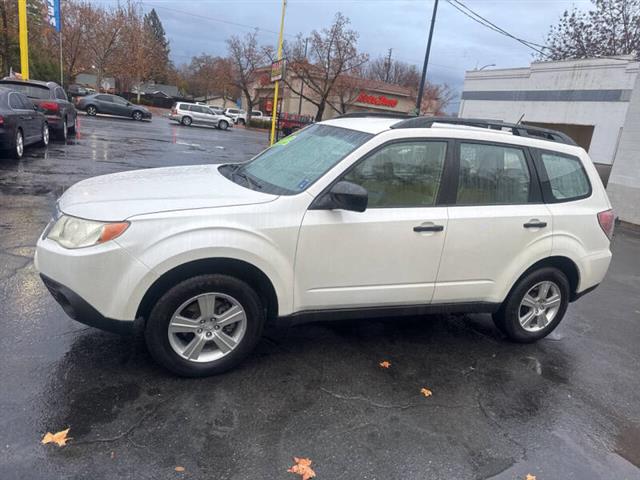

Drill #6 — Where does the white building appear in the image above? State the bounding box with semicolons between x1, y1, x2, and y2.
459;56;640;225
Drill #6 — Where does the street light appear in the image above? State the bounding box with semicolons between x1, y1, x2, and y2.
478;63;496;70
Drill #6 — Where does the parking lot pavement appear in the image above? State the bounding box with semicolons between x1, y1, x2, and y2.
1;114;639;479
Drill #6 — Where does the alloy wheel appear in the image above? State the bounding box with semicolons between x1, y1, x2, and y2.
168;292;247;363
16;130;24;158
42;124;49;145
133;111;142;121
62;120;68;141
518;281;562;332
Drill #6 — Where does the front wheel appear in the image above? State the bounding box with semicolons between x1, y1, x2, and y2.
492;267;570;343
86;105;97;116
12;129;24;159
181;116;192;126
38;122;49;147
145;274;265;377
218;120;229;130
132;111;143;121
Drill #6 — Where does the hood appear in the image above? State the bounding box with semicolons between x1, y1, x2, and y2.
58;165;277;221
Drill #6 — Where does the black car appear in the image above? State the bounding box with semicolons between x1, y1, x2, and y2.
0;87;49;159
76;94;152;121
0;78;77;141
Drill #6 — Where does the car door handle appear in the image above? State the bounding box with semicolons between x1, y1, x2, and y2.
413;225;444;232
523;221;547;228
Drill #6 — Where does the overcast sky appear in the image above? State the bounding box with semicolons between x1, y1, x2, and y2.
94;0;593;109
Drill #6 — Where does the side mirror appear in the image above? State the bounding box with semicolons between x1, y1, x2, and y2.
33;104;38;111
313;181;368;212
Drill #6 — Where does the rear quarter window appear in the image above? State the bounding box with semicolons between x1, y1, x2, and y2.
537;150;591;202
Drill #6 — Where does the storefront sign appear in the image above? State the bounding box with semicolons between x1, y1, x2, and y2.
356;92;398;108
271;59;286;82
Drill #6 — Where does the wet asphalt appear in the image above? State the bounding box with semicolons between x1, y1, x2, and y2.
1;114;639;480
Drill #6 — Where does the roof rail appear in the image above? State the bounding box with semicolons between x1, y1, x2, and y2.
390;116;578;146
337;112;416;120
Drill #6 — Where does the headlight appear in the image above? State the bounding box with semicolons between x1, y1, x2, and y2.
47;215;129;249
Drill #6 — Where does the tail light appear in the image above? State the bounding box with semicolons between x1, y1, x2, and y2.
171;108;177;115
39;101;60;113
597;209;615;240
0;115;3;125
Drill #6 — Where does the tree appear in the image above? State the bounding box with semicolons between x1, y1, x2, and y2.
83;4;126;91
143;8;171;83
544;0;640;60
283;13;369;121
364;55;420;87
227;31;272;121
417;82;454;115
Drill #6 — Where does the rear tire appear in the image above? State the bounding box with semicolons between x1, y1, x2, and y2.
218;120;229;130
38;122;49;147
11;129;24;159
57;118;68;141
492;267;570;343
145;274;265;377
132;110;143;121
68;116;76;135
181;116;192;126
86;105;97;116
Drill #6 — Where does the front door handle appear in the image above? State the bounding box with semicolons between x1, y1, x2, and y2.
523;221;547;228
413;225;444;232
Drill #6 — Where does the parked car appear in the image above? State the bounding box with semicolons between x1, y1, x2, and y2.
169;102;232;130
67;84;94;97
0;78;76;141
76;94;152;121
35;115;614;377
223;107;247;125
0;87;49;159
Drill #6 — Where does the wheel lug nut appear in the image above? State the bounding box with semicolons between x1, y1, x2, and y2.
214;325;220;330
197;328;203;333
206;332;212;337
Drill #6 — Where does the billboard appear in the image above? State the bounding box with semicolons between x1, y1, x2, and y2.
270;59;285;82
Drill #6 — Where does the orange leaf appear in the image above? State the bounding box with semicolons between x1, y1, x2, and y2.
41;428;71;447
420;387;433;398
175;466;185;472
287;456;316;480
525;475;537;480
379;360;391;369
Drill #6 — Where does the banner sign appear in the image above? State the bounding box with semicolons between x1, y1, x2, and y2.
270;59;285;82
46;0;61;32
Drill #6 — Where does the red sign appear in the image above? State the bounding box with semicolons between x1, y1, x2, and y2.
356;92;398;108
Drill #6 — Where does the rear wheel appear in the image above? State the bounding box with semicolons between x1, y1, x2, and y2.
181;116;192;126
58;118;68;141
493;267;569;342
11;129;24;159
68;116;76;135
145;274;265;377
132;110;143;121
238;118;245;126
218;120;229;130
38;122;49;147
86;105;97;116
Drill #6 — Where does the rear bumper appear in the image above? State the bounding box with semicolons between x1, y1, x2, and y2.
40;274;143;335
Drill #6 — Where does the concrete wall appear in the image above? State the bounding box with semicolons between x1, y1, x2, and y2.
607;71;640;224
459;58;639;165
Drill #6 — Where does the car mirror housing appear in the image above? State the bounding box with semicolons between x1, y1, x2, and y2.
312;181;368;212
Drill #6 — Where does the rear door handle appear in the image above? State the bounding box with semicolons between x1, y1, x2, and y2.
413;225;444;232
523;221;547;228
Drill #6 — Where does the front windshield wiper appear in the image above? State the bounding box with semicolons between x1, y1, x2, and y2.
229;164;262;190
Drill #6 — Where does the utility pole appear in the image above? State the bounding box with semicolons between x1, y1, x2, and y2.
416;0;439;114
297;37;308;115
384;48;392;83
269;0;287;145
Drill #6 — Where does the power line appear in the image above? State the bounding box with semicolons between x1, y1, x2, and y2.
445;0;548;57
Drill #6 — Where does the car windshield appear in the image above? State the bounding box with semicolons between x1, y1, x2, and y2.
0;81;50;99
222;124;373;194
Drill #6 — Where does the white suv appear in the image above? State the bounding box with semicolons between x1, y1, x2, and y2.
169;102;232;130
35;115;614;376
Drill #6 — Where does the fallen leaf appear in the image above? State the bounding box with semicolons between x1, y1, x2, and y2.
420;387;433;398
379;360;391;369
287;456;316;480
175;466;185;472
41;428;71;447
525;475;536;480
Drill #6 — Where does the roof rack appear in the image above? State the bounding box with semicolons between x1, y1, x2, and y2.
337;112;416;120
390;116;578;146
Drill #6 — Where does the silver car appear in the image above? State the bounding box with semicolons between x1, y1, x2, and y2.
169;102;232;130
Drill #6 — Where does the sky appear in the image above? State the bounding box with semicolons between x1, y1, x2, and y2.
91;0;594;110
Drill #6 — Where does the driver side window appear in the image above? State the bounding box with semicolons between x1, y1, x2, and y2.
343;141;447;208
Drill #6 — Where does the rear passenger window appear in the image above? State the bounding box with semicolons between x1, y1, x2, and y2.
344;141;447;208
540;152;590;201
457;143;530;205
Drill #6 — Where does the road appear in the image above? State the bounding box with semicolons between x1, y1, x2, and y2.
1;114;639;480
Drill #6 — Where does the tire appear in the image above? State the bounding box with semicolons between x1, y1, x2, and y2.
11;129;24;159
181;116;192;126
145;274;265;377
218;120;229;131
86;105;97;116
238;118;245;126
132;110;143;121
68;116;76;135
58;118;68;141
38;122;49;147
492;267;570;343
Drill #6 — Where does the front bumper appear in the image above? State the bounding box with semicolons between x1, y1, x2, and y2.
40;274;143;334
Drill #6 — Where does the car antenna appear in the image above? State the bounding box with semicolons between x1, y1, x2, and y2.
515;113;525;125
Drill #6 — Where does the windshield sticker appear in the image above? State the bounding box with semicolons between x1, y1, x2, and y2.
275;135;296;146
297;178;311;190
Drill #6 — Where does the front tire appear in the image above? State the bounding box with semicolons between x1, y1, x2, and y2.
132;111;143;121
38;122;49;147
86;105;97;116
218;120;229;130
12;129;24;159
492;267;570;343
181;116;192;126
145;274;265;377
